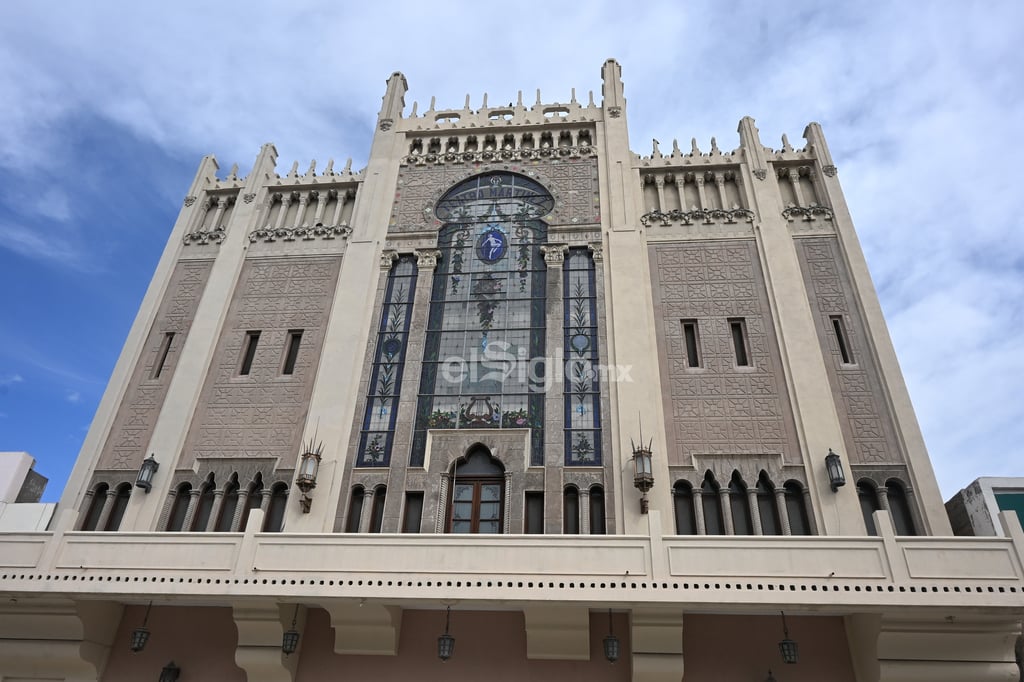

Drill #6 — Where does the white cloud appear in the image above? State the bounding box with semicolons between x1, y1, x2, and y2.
65;390;82;404
0;373;23;386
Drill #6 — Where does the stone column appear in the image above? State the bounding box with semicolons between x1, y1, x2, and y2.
540;243;568;533
718;488;734;535
775;488;792;535
747;487;762;535
692;489;706;535
231;489;251;532
93;489;118;531
180;489;202;532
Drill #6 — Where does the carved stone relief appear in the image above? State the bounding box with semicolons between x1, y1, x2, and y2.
650;241;800;466
98;260;215;470
795;237;904;466
389;157;600;233
180;256;342;469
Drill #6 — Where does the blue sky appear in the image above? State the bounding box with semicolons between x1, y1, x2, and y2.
1;2;1022;503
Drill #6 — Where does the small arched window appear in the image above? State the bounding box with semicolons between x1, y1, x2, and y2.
263;483;288;532
166;482;192;532
729;471;753;535
673;481;697;535
80;482;109;531
104;483;132;531
346;486;365;532
701;471;724;535
589;485;606;535
563;486;580;534
857;479;881;536
191;475;217;532
369;486;387;533
886;479;917;536
214;474;240;532
238;473;264;533
756;472;781;536
784;481;811;535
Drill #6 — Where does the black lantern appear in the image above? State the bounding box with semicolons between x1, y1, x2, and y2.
765;669;777;682
825;448;846;492
778;611;798;664
159;661;180;682
130;601;152;652
603;609;620;663
135;454;159;492
282;604;301;656
437;606;455;661
631;438;654;514
296;439;323;513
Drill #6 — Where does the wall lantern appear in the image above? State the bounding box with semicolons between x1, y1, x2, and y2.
631;436;654;514
159;661;180;682
778;611;798;664
437;606;455;661
282;604;301;656
603;609;620;663
295;439;324;513
825;448;846;492
135;454;159;492
130;601;153;652
764;670;777;682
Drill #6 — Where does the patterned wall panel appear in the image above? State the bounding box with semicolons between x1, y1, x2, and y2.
98;259;214;470
181;256;341;469
795;237;904;466
650;241;800;466
390;157;599;233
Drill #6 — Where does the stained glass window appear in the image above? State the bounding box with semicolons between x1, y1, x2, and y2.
412;173;552;466
564;248;602;465
357;255;418;466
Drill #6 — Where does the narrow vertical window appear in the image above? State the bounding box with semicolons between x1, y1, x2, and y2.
784;481;811;535
345;487;365;532
240;331;261;375
564;248;602;465
166;483;191;532
729;318;750;366
104;483;132;531
682;320;701;368
369;486;386;533
525;491;544;534
282;330;303;375
80;483;109;531
153;332;175;379
830;316;854;364
729;472;753;535
401;492;423;533
589;485;606;535
563;486;580;534
701;472;724;535
263;483;288;532
886;479;917;536
857;480;881;536
673;481;697;535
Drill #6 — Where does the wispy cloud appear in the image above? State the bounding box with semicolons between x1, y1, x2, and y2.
65;390;81;404
0;221;99;273
0;373;24;386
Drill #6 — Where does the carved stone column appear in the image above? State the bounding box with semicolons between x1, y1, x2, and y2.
718;488;734;535
540;243;568;533
775;488;792;535
180;489;202;532
747;487;763;535
93;489;119;532
231;489;251;532
203;488;226;533
692;489;706;535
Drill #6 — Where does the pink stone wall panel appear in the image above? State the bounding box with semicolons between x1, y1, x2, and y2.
102;604;245;681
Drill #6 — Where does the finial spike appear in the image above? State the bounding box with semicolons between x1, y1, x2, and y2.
482;92;488;108
570;87;577;104
411;101;419;116
517;90;523;107
464;94;471;109
535;88;542;105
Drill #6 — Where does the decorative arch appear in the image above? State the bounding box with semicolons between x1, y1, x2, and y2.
701;471;724;535
728;471;753;535
446;444;506;534
857;478;881;536
673;480;697;535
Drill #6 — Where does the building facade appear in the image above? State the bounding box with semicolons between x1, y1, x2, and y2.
1;60;1022;681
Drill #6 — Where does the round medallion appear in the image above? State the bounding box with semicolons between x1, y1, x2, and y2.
476;227;507;264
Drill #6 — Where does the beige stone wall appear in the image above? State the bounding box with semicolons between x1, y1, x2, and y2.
97;259;214;471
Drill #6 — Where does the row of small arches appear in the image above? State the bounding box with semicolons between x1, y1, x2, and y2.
672;470;814;536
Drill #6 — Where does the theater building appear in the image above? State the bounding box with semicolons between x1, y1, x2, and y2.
1;60;1021;681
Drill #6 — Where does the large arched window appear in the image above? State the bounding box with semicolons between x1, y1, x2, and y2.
886;479;917;536
857;479;881;536
413;173;553;467
756;471;781;536
701;471;724;535
728;471;753;535
447;446;505;534
673;481;697;535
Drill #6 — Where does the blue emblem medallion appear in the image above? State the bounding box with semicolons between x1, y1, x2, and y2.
476;226;507;263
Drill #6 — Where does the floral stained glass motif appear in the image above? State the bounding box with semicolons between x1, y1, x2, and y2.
564;249;602;465
358;256;418;466
413;172;553;467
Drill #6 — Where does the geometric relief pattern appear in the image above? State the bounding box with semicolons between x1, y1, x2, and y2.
796;237;902;465
99;259;214;470
182;256;342;468
652;241;799;466
390;157;599;233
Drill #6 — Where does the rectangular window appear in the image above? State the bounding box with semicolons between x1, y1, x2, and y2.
525;491;544;534
729;318;750;367
153;332;175;379
239;331;261;375
830;316;854;364
282;329;303;375
682;320;701;368
401;492;424;533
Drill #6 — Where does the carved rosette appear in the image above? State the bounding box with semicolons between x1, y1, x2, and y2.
639;207;756;227
183;228;226;246
247;224;353;243
403;145;594;167
781;204;834;222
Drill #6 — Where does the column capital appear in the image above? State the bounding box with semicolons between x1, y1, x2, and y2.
380;249;399;270
540;243;569;266
415;249;442;269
